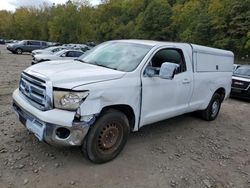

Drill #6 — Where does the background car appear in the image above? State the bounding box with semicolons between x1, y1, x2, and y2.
6;40;48;54
32;49;84;64
0;39;5;44
231;65;250;100
32;46;67;56
73;45;91;52
47;42;62;47
233;64;241;72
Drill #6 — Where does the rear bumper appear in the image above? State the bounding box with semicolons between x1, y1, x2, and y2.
12;89;90;146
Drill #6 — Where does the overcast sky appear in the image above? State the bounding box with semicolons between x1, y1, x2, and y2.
0;0;101;11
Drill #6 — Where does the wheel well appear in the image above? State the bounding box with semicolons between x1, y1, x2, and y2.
214;88;226;101
101;105;135;131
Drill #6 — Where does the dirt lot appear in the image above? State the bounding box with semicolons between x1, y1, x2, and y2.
0;45;249;188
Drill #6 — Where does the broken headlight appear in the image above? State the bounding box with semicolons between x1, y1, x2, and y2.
53;90;89;110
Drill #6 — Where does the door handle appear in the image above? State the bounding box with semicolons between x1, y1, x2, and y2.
182;78;190;84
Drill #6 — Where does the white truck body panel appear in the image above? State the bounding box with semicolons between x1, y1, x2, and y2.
12;40;234;146
193;44;234;72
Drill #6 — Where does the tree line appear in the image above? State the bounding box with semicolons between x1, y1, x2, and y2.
0;0;249;59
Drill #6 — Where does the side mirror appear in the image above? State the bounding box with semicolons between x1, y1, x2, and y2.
159;62;179;79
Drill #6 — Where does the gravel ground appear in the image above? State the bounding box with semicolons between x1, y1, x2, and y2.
0;45;250;188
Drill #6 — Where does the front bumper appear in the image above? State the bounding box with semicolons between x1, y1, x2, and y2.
6;46;14;52
12;89;90;146
230;88;250;100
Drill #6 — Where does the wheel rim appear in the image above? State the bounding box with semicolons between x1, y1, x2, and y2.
211;100;219;117
97;122;123;154
17;49;21;54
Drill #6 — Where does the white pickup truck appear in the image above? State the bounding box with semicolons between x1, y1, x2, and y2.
13;40;234;163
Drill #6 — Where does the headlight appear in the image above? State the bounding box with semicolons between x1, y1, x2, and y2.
53;90;89;110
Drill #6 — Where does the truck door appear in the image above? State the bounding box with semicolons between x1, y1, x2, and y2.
140;47;193;127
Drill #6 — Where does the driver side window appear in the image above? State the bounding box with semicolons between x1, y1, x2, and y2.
151;49;186;74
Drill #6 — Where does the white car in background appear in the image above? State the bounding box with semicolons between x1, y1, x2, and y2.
63;44;91;52
32;46;67;56
32;49;84;64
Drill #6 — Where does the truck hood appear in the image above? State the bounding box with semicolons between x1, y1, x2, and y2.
25;60;126;89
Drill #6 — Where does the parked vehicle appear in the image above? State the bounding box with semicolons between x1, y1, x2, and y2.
7;40;48;54
86;42;97;48
231;65;250;99
0;39;5;44
233;64;241;72
32;46;67;56
47;42;62;47
73;46;90;53
12;40;233;163
32;49;84;64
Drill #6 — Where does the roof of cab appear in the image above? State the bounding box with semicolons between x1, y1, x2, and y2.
113;39;234;57
113;39;178;46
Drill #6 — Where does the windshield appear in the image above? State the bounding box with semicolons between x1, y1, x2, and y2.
234;67;250;76
79;41;152;72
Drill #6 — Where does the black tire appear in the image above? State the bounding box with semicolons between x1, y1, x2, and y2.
81;137;88;158
84;109;130;163
16;48;22;54
201;93;222;121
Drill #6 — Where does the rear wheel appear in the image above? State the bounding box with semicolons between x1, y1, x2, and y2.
84;109;129;163
16;48;22;54
201;93;222;121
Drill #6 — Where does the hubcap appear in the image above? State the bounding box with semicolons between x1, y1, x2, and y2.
97;123;122;154
211;100;219;117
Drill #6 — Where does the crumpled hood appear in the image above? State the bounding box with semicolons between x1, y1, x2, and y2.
25;60;125;89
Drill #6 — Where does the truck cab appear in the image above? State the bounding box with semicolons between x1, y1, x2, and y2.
13;40;234;163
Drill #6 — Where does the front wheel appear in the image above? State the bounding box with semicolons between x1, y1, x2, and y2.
201;93;222;121
84;109;130;163
16;48;22;54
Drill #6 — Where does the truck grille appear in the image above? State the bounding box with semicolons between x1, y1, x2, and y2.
19;72;50;110
232;79;250;90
